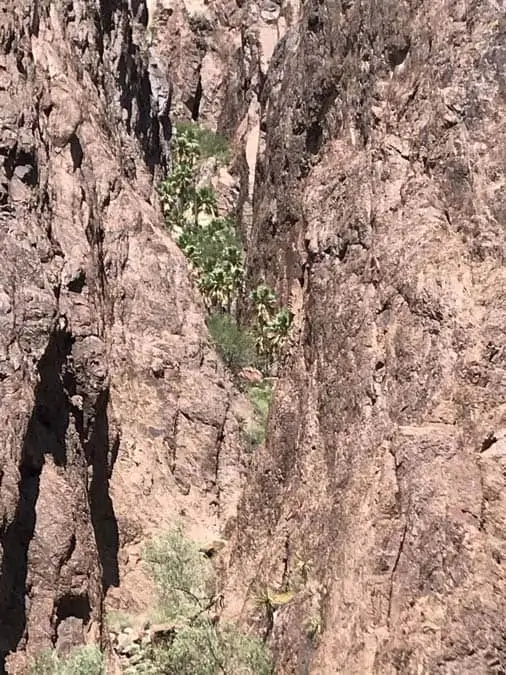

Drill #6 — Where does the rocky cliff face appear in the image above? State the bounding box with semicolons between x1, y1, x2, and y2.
223;0;506;672
2;0;505;673
0;1;254;671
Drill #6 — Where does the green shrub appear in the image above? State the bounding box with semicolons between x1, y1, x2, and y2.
141;529;273;675
30;646;104;675
143;527;214;622
174;121;230;163
107;609;134;632
158;127;199;232
220;625;273;675
244;421;266;450
148;620;271;675
243;381;273;449
248;382;272;420
150;619;220;675
207;313;256;372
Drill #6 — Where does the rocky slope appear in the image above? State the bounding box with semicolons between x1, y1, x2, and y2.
2;0;506;673
0;0;260;671
223;0;506;673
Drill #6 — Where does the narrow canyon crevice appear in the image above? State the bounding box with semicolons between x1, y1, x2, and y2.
1;0;505;673
86;389;120;593
0;467;38;670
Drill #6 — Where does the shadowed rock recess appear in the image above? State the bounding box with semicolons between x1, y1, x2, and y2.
0;0;505;673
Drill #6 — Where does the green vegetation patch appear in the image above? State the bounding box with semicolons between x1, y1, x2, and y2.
106;609;134;632
30;646;104;675
243;381;273;449
207;312;256;372
159;124;293;382
143;527;214;622
174;121;230;163
139;528;273;674
248;381;272;421
159;128;243;313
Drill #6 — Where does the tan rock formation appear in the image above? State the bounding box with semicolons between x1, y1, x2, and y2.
223;0;506;672
0;0;252;669
5;0;504;672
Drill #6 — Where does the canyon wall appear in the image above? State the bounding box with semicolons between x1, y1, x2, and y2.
0;0;258;670
1;0;505;673
224;0;506;672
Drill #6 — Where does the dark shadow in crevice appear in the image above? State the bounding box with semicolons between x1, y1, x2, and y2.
117;36;163;173
56;593;91;623
305;122;323;154
130;0;148;26
30;329;74;468
0;467;38;673
5;146;38;186
190;74;202;121
70;134;83;171
0;329;73;671
86;389;120;591
99;0;120;35
136;58;161;171
67;270;86;294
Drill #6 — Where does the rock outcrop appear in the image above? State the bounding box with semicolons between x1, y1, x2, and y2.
0;0;251;670
223;0;506;672
3;0;505;672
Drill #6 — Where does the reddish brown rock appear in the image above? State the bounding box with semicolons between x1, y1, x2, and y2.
223;0;506;672
0;0;253;669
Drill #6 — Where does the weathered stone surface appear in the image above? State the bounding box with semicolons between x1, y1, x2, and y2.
5;0;504;672
223;0;506;673
0;0;252;669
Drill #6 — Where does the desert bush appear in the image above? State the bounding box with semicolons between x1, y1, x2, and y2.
244;421;266;450
207;312;256;372
174;121;230;163
143;527;215;622
149;619;220;675
30;646;104;675
248;381;272;420
219;625;273;675
141;529;272;675
107;609;134;632
243;381;273;449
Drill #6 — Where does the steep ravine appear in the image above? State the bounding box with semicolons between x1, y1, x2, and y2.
223;0;506;673
1;0;505;674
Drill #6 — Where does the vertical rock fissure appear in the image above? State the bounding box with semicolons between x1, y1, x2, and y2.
213;403;230;519
86;389;120;592
0;467;39;671
0;327;74;668
191;73;202;121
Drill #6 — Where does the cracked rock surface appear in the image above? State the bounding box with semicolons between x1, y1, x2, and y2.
0;0;251;670
2;0;505;672
223;0;506;672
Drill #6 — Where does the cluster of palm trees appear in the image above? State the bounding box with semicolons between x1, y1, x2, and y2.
250;284;293;364
159;124;292;369
159;128;243;312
